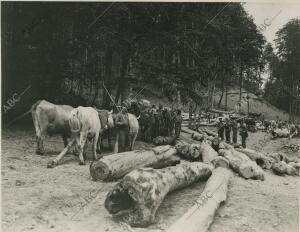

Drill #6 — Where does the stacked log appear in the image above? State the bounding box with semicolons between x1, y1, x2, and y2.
272;161;297;176
175;140;218;163
235;148;273;169
218;149;265;181
200;142;219;164
199;128;218;138
105;162;213;227
153;135;177;146
90;145;178;181
175;140;201;160
167;167;231;232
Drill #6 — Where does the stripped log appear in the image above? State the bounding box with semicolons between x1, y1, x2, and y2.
218;149;265;180
105;162;213;227
167;167;231;232
200;142;219;164
235;148;273;169
90;145;177;181
191;132;204;141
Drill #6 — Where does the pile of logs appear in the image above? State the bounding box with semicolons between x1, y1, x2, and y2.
91;124;298;229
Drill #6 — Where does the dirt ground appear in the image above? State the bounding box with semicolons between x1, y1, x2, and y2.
2;124;299;232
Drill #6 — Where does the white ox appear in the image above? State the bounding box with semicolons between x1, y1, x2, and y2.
47;106;102;167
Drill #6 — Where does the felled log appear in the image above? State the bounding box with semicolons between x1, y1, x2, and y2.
167;167;231;232
175;140;201;160
273;128;290;138
90;145;177;181
211;156;230;169
200;142;219;164
200;128;218;137
272;161;297;176
191;132;204;141
105;162;213;227
153;135;177;146
289;162;300;176
218;149;265;180
235;148;273;170
146;155;180;169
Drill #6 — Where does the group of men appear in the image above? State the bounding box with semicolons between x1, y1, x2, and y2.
139;104;183;142
217;116;248;148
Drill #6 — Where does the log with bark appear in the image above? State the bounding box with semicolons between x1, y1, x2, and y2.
218;149;265;180
167;167;231;232
175;140;201;160
235;148;273;169
199;128;218;138
272;161;297;176
105;162;213;227
90;145;177;181
153;135;177;146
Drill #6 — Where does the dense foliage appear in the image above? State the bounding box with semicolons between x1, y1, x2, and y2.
2;2;268;117
264;19;300;119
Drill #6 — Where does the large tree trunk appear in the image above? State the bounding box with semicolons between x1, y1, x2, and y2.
104;162;213;227
218;149;265;181
90;145;177;181
167;167;231;232
102;47;113;109
235;148;273;169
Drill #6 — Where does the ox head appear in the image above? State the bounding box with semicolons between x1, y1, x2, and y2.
69;108;81;133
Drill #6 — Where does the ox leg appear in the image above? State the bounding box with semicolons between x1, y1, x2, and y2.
62;135;68;148
93;133;101;161
108;130;112;151
130;132;138;151
78;133;87;165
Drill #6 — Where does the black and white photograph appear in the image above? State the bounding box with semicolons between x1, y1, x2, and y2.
1;1;300;231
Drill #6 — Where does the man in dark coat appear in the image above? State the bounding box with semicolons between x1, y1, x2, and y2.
174;109;183;139
231;118;238;144
217;118;225;140
115;107;130;152
224;118;232;143
240;123;248;148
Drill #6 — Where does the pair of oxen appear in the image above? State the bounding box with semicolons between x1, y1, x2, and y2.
31;100;139;168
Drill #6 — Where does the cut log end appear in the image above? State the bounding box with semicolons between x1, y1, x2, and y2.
90;161;110;181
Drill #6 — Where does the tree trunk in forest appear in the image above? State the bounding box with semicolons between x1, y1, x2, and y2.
167;167;231;232
239;64;243;102
105;162;213;227
90;145;177;181
218;82;225;108
115;45;131;104
218;149;264;180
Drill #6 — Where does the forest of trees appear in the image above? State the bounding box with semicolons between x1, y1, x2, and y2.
1;2;299;120
264;19;300;121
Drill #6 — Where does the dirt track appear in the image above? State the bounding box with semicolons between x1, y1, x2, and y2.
2;125;299;232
